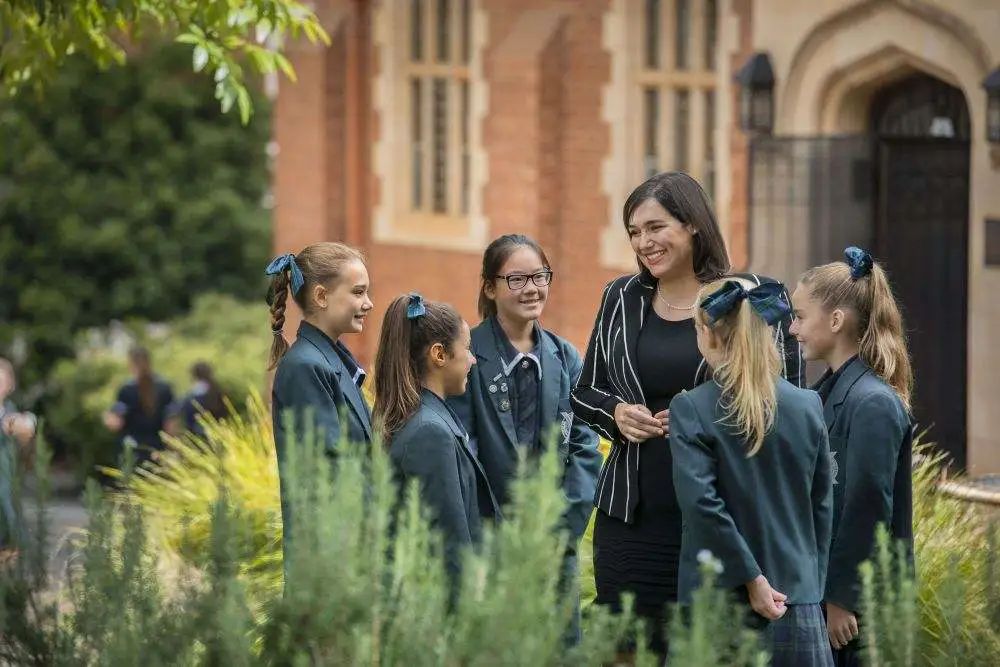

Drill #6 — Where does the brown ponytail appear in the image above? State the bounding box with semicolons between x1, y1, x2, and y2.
372;294;463;438
267;270;291;370
128;346;157;416
265;242;367;370
800;257;913;410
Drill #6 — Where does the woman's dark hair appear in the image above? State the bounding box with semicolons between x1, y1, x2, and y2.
622;171;730;283
373;294;464;438
477;234;551;319
127;346;157;417
190;361;228;419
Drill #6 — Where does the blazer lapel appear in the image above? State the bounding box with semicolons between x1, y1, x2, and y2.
823;356;869;430
299;324;372;440
471;322;519;448
423;390;502;518
537;327;562;430
619;275;652;404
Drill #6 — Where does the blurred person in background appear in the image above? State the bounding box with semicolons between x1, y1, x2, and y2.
102;346;174;468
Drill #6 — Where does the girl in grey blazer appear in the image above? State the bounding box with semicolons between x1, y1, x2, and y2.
373;294;500;580
671;277;834;667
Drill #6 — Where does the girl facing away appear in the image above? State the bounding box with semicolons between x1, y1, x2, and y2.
670;277;834;667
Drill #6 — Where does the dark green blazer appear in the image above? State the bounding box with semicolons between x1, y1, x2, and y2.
390;389;501;576
815;356;913;613
670;378;833;605
447;318;601;542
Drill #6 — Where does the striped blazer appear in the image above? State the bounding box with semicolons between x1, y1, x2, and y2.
570;272;804;523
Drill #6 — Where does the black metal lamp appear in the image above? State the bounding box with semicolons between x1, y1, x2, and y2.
736;52;775;134
983;67;1000;143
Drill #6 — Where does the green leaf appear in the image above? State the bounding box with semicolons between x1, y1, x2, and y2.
192;45;208;72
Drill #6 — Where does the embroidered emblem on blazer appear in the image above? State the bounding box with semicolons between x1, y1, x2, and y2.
830;450;839;485
560;411;573;443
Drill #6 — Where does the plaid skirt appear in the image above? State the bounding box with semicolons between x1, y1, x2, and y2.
763;603;834;667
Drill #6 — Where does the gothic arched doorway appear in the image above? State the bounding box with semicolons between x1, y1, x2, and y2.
871;73;970;467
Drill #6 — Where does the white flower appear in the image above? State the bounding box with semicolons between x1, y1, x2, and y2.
696;548;724;574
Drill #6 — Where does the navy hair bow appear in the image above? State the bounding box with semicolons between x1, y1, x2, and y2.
264;253;305;295
406;293;427;320
844;246;873;281
700;280;791;326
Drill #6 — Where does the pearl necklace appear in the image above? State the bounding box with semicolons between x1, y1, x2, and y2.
656;286;697;311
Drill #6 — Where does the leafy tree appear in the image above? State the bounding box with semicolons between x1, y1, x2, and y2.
0;43;272;395
0;0;328;122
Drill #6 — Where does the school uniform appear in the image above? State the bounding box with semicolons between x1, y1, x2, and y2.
670;378;834;667
389;389;501;577
109;376;175;464
448;317;602;642
814;356;913;666
272;321;372;543
448;317;602;540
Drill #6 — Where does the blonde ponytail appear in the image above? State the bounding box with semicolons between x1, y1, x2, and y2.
695;278;782;456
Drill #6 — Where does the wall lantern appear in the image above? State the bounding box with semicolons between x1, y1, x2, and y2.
736;52;775;134
983;67;1000;143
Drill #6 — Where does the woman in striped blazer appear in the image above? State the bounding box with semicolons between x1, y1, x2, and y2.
570;172;803;655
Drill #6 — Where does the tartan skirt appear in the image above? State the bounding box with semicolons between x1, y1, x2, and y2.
763;603;835;667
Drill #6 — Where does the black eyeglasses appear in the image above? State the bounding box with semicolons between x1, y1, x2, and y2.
495;270;553;290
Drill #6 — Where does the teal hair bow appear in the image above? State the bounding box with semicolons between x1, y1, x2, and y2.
265;253;305;295
700;280;790;326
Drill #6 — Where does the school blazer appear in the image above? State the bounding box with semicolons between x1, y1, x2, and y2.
570;272;804;523
271;321;373;458
447;319;602;542
669;378;833;605
389;389;501;575
817;356;913;613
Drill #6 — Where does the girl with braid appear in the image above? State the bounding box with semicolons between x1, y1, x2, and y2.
265;243;374;545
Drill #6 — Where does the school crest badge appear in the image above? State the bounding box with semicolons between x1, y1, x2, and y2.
560;411;573;443
830;451;839;485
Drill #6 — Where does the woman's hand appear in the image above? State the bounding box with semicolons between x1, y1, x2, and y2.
102;411;124;432
746;575;787;620
613;403;665;443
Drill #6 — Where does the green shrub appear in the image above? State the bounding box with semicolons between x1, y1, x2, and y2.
45;294;270;482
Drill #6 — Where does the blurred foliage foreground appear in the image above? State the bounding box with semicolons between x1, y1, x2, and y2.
1;405;998;664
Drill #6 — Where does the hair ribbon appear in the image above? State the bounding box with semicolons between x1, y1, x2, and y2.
264;253;305;295
700;280;791;327
406;293;427;320
844;246;874;281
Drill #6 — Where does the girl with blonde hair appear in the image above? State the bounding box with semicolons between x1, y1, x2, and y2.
671;277;834;667
790;247;914;666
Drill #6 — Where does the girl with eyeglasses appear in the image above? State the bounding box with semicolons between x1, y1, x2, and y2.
448;234;602;641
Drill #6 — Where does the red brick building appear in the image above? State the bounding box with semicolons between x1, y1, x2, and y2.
273;0;1000;474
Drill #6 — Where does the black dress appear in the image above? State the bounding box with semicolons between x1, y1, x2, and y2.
593;312;703;653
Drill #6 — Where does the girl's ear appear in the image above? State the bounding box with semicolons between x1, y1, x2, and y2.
428;342;447;367
829;308;846;334
312;283;329;310
483;279;497;302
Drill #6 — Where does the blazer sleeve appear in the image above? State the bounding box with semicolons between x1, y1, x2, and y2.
446;366;480;458
561;344;603;543
809;397;834;593
669;392;762;589
396;422;474;574
825;392;907;612
570;281;624;441
273;360;343;458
